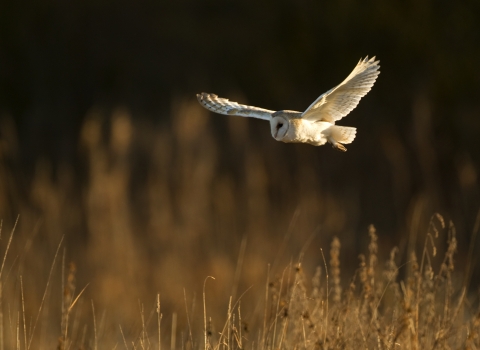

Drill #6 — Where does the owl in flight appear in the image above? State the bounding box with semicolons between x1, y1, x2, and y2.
197;56;380;151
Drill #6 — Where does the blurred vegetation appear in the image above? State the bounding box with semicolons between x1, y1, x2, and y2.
0;216;479;348
0;0;479;347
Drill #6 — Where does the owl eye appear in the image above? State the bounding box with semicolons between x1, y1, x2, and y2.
276;122;283;130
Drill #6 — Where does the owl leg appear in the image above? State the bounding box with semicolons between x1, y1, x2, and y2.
326;125;356;152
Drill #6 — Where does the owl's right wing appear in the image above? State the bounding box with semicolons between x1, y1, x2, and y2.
197;93;274;121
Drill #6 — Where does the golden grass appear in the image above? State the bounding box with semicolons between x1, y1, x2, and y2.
0;216;478;349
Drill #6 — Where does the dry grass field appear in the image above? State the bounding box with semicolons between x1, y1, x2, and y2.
0;100;478;349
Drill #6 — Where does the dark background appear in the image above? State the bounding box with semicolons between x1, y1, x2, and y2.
3;1;479;165
0;0;479;338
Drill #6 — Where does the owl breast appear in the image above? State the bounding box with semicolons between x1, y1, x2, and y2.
284;119;331;146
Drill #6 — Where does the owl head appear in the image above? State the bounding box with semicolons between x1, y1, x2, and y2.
270;112;289;141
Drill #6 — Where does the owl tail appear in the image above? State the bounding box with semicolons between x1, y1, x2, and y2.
327;126;357;152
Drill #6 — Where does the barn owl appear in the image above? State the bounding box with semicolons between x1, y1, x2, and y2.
197;56;380;151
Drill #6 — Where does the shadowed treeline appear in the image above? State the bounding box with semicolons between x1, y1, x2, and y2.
0;0;478;230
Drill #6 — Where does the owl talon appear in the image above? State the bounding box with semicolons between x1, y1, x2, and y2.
333;143;347;152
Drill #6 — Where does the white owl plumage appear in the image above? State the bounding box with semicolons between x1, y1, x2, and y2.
197;56;380;151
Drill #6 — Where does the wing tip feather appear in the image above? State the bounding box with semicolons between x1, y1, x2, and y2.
359;55;380;69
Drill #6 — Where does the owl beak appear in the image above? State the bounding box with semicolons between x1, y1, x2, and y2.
274;123;283;139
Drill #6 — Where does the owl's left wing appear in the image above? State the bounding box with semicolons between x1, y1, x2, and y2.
301;56;380;123
197;93;274;121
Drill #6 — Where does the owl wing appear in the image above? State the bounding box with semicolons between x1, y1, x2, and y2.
301;56;380;123
197;93;274;121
